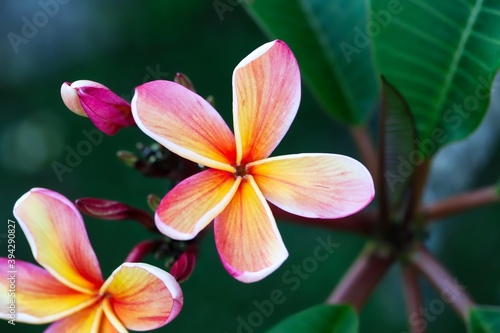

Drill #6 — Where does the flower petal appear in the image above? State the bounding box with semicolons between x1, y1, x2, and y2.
99;312;122;333
13;188;103;293
100;263;183;331
44;302;104;333
233;40;301;164
132;80;236;171
156;169;241;240
0;259;99;324
249;154;375;218
214;176;288;283
78;86;134;136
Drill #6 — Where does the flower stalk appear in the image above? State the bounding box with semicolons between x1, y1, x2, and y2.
326;244;395;310
410;246;474;319
402;264;426;333
420;185;499;221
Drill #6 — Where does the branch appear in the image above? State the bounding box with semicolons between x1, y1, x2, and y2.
420;185;499;222
326;245;395;310
351;126;379;188
410;246;474;319
271;205;377;236
402;264;426;333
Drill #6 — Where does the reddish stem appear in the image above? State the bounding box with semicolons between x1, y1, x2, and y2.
351;126;379;188
410;246;474;319
402;265;426;333
271;205;377;235
125;240;162;262
326;245;395;310
420;185;499;222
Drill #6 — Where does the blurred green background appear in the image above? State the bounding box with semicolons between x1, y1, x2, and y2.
1;1;499;332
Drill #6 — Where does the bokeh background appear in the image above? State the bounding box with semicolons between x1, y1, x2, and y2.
1;1;500;332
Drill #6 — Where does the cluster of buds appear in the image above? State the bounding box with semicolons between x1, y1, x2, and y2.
76;196;198;282
59;73;211;284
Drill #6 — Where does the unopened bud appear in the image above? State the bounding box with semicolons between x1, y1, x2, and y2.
174;73;196;92
117;150;139;167
170;246;198;282
147;194;162;212
125;240;161;262
75;198;155;231
206;95;215;107
61;80;135;135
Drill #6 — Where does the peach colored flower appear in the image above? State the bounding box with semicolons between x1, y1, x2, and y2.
132;40;374;283
0;188;182;332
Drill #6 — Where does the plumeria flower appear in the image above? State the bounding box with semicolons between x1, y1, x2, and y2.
132;40;374;283
0;188;182;332
61;80;135;135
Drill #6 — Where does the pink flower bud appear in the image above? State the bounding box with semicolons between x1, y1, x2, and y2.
170;246;198;282
75;198;155;231
125;240;161;262
61;80;135;135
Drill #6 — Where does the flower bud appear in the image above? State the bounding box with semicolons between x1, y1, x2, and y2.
75;198;155;231
147;193;162;212
174;73;196;92
125;240;161;262
170;246;198;282
61;80;135;135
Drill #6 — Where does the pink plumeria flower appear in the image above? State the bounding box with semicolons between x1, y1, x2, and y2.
0;188;182;332
61;80;135;135
132;40;374;283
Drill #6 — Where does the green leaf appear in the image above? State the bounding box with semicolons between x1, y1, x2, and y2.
371;0;500;155
266;304;358;333
245;0;379;125
379;77;417;222
468;306;500;333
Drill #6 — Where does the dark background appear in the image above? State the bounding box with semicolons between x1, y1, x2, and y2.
1;1;500;332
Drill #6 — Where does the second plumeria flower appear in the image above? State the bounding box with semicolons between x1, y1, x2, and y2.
61;80;135;135
132;40;375;283
0;188;183;331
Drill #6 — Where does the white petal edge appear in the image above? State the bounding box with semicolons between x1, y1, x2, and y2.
100;263;183;325
219;176;288;283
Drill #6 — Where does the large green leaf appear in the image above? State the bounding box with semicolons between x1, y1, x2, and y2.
468;306;500;333
245;0;379;125
379;77;417;222
371;0;500;155
266;304;358;333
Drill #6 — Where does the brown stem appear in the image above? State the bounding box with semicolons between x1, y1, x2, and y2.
271;205;377;236
326;245;395;310
402;264;426;333
420;185;499;222
351;126;379;188
125;240;162;262
411;246;474;319
404;159;431;224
